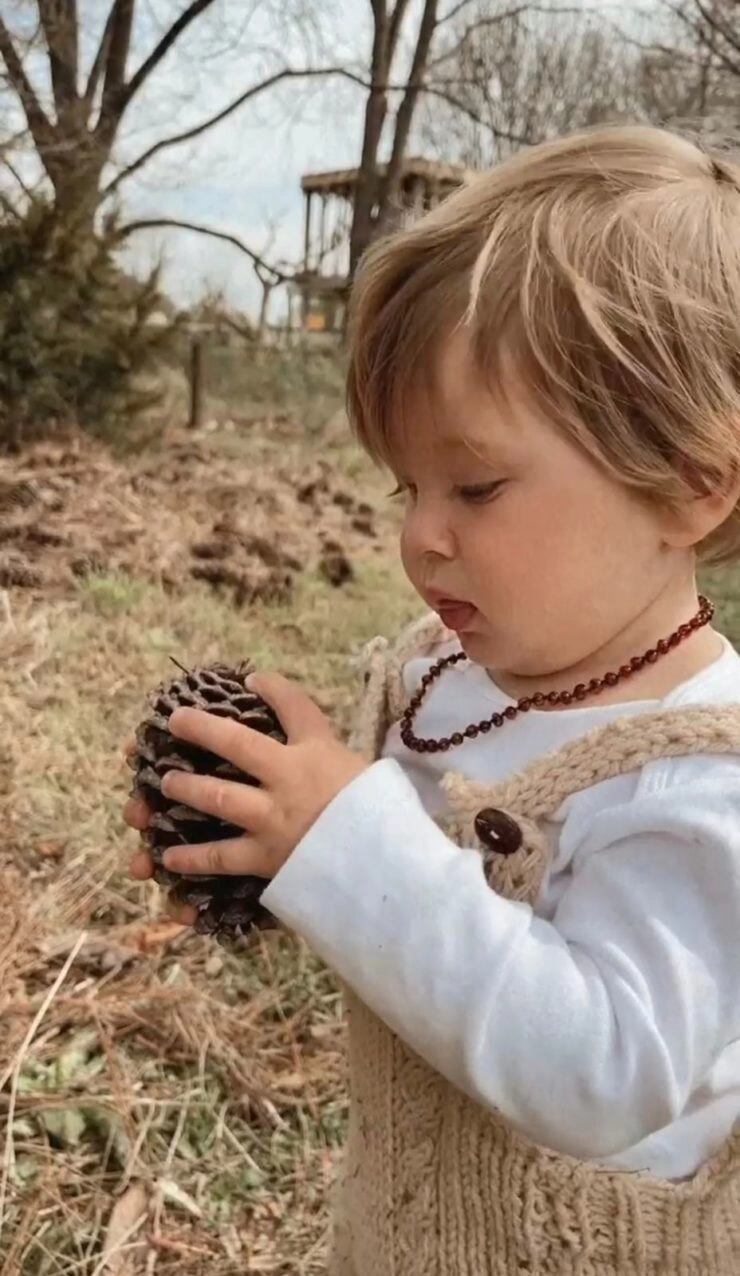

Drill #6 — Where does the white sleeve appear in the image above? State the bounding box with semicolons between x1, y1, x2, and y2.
260;756;740;1159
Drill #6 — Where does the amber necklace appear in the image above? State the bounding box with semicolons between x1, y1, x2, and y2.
400;595;715;754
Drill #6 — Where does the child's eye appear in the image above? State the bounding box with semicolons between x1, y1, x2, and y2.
457;483;503;503
386;482;503;503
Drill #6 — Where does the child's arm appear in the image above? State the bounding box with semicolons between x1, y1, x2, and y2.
261;756;740;1161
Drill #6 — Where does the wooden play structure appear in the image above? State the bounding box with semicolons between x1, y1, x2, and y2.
289;157;472;336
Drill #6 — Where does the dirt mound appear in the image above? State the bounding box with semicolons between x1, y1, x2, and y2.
0;425;388;606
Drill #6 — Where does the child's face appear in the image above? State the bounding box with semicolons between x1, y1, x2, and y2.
392;329;690;679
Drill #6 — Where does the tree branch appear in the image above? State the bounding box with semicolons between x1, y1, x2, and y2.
117;218;293;284
119;0;218;114
0;16;56;156
692;0;740;61
2;154;40;203
0;187;22;221
428;6;584;70
422;82;532;145
381;0;440;217
438;0;477;25
83;2;116;112
97;0;134;145
101;65;371;200
38;0;79;117
388;0;414;59
663;0;740;75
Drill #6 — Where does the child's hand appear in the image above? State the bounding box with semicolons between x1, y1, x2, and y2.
122;672;368;906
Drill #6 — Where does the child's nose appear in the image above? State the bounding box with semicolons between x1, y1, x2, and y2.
403;502;457;559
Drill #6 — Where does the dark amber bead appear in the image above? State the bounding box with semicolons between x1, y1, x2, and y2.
533;692;546;707
619;665;632;678
560;691;573;704
518;698;532;711
504;706;518;720
589;678;602;692
464;725;478;738
573;684;587;700
631;656;645;670
657;638;669;654
492;714;504;728
479;720;493;732
451;732;463;745
668;633;680;647
646;649;658;663
604;672;619;686
440;739;451;749
547;691;560;704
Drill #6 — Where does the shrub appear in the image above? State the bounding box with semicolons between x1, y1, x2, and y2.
0;199;175;451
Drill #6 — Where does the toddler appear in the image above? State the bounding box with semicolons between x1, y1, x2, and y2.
124;125;740;1274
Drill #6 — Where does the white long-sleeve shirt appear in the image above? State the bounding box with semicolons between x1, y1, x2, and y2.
262;632;740;1180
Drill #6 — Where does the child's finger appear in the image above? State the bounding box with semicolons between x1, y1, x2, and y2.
128;849;154;879
123;795;151;830
165;895;198;927
128;854;198;926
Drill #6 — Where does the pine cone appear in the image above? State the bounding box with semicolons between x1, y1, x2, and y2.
127;658;287;947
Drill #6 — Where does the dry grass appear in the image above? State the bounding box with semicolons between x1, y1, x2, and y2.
0;417;419;1275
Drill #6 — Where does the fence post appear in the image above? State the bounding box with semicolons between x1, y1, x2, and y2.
188;332;204;429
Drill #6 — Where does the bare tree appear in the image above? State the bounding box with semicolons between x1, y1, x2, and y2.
349;0;439;270
0;1;364;236
668;0;740;81
636;1;740;132
419;3;650;170
347;1;594;272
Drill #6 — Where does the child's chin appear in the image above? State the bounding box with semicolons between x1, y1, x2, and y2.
457;627;495;659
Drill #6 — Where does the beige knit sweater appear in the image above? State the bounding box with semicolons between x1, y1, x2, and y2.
327;611;740;1276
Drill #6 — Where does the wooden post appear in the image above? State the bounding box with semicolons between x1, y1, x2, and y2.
188;332;204;429
302;190;314;330
303;190;313;273
318;194;327;266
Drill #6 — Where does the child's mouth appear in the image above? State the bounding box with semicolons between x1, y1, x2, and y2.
436;601;478;631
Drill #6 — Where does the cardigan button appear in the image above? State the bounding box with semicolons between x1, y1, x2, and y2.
474;807;523;856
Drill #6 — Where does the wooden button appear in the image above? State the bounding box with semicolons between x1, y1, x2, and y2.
474;807;523;856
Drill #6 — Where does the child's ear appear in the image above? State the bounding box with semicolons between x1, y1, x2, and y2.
660;462;740;549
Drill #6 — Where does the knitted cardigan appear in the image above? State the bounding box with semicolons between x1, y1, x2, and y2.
327;610;740;1276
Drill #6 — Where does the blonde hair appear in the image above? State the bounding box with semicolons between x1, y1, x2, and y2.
346;125;740;566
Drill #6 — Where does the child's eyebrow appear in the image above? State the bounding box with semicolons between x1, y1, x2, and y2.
443;436;507;462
